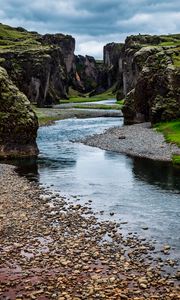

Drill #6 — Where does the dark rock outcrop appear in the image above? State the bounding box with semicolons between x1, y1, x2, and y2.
71;55;100;93
0;24;77;107
0;67;38;157
111;34;180;123
0;47;70;107
103;42;124;89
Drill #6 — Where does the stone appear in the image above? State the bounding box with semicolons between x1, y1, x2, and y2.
0;67;38;157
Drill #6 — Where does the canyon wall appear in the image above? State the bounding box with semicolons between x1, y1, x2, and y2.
103;34;180;124
0;24;104;107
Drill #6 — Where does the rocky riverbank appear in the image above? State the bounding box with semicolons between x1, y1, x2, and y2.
33;106;122;126
0;163;180;299
82;122;180;162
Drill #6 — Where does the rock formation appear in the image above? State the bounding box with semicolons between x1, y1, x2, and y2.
103;42;123;90
0;67;38;157
71;55;101;93
0;24;76;107
0;24;107;106
104;34;180;124
0;23;179;126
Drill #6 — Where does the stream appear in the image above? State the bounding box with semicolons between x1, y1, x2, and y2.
16;116;180;261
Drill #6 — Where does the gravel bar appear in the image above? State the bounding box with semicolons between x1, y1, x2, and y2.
82;122;180;161
0;164;180;299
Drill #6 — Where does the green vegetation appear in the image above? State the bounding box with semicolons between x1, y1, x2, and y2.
172;155;180;166
172;53;180;67
159;41;180;47
61;89;116;104
116;99;124;105
0;23;40;50
155;120;180;166
31;106;60;126
155;120;180;146
159;34;180;47
74;104;122;110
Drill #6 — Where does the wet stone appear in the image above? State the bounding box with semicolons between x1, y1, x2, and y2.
0;164;179;300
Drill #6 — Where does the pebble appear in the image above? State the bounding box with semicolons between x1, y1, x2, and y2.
0;164;179;299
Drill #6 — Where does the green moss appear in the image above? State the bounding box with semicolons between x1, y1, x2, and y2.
172;155;180;166
159;41;180;47
172;53;180;67
0;23;41;51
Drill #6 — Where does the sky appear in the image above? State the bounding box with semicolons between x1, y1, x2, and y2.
0;0;180;58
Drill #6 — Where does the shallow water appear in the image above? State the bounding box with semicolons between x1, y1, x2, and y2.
16;117;180;260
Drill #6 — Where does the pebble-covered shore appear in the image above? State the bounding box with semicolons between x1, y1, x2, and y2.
82;123;180;161
0;164;180;299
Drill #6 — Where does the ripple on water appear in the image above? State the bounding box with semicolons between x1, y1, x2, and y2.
15;117;180;261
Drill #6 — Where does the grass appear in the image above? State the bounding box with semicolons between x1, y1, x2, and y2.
172;53;180;67
172;155;180;166
155;120;180;166
74;104;122;110
155;120;180;146
116;99;125;105
0;23;39;50
31;106;59;126
61;89;116;104
159;41;180;47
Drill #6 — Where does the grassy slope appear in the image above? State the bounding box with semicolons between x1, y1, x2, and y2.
0;23;40;52
155;120;180;165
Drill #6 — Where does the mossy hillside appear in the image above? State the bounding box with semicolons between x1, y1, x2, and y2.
0;23;71;52
0;23;41;51
172;48;180;67
126;34;180;48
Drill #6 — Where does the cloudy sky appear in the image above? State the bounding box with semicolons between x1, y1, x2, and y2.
0;0;180;58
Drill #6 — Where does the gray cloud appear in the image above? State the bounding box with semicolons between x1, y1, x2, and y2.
0;0;180;58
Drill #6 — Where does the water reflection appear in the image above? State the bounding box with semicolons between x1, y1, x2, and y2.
132;157;180;192
2;157;39;182
4;117;180;256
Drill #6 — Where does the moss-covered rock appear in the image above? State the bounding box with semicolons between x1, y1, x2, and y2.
119;34;180;124
0;67;38;157
0;23;75;107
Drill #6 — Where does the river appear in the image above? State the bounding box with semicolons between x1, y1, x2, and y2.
16;116;180;261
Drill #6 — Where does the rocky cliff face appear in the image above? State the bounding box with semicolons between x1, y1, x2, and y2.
0;24;75;107
103;42;123;87
107;34;180;124
0;24;106;106
0;47;70;107
71;55;106;94
0;67;38;157
122;46;180;124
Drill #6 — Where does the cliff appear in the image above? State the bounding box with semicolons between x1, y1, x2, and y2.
71;55;101;93
0;66;38;157
0;23;108;106
103;42;124;90
0;24;76;107
104;34;180;124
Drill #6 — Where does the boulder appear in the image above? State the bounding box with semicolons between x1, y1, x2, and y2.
0;67;38;157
